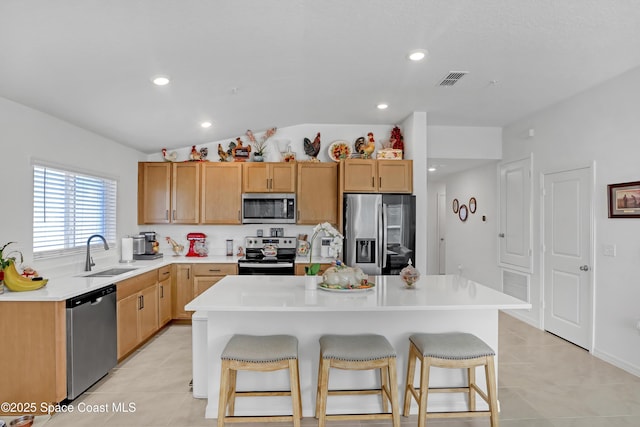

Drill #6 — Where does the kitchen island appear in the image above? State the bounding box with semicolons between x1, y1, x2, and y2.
185;274;531;418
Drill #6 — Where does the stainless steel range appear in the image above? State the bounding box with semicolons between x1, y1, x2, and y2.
238;236;297;275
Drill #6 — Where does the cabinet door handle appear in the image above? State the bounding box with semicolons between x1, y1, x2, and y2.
379;177;382;188
162;271;170;276
209;269;221;272
187;269;190;280
160;285;164;298
238;210;241;221
138;295;143;310
266;178;269;189
371;177;375;187
165;210;169;220
172;210;176;220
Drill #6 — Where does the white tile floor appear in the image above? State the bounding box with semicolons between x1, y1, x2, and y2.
4;312;640;426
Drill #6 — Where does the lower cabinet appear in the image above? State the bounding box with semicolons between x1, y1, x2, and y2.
116;270;159;360
172;263;193;319
193;263;238;297
158;265;172;326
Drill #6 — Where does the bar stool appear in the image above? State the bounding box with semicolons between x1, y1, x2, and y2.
402;332;499;427
217;334;302;427
315;334;400;427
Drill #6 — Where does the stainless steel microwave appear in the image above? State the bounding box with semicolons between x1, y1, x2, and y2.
241;193;296;224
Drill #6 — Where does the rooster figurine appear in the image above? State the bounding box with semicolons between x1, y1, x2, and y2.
217;144;228;162
161;148;177;162
354;133;376;158
303;132;321;160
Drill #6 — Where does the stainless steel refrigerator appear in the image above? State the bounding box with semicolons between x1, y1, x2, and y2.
343;194;416;275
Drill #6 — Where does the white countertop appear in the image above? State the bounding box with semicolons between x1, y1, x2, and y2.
185;274;532;312
0;255;240;302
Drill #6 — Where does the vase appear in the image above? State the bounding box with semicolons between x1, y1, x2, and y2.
253;154;264;162
305;274;318;291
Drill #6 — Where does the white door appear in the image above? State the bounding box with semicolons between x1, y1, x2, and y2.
437;193;446;274
543;166;593;349
499;157;532;272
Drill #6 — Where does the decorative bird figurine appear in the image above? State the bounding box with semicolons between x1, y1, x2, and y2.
199;147;208;161
189;145;201;161
354;137;366;155
217;144;228;162
303;132;321;159
161;148;177;162
361;132;376;158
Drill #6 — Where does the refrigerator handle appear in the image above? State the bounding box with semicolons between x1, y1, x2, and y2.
377;201;383;270
382;203;388;269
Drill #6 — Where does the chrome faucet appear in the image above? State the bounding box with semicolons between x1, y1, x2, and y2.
85;234;109;271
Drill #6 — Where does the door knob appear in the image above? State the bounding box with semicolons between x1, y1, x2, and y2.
498;233;505;238
579;265;590;271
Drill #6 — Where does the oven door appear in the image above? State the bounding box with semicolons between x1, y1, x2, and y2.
238;260;295;275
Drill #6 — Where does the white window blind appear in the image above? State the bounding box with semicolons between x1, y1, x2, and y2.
33;164;117;259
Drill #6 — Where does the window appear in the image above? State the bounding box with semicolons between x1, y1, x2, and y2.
33;163;117;259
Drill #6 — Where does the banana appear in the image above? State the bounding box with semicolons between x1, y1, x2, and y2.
2;260;48;292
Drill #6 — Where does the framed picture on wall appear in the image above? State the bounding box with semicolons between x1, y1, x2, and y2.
608;181;640;218
452;198;459;214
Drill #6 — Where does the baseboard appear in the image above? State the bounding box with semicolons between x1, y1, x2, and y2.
592;348;640;377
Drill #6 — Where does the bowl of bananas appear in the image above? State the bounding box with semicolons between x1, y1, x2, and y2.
2;260;48;292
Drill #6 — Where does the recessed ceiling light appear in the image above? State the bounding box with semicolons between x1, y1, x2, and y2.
152;75;170;86
428;167;437;172
377;103;389;110
201;122;212;129
408;49;427;61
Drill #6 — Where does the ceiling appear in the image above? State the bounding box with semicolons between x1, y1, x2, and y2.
2;0;640;154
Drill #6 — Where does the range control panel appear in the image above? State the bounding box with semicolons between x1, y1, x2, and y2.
244;237;297;249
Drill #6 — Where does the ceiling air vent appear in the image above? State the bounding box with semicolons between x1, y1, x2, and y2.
438;71;468;87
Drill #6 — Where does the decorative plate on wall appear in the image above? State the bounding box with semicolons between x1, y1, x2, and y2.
458;204;468;222
327;141;351;162
452;198;459;214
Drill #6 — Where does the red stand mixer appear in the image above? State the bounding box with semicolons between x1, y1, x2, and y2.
186;232;208;257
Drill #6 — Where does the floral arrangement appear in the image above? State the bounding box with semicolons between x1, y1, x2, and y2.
305;222;344;275
246;127;277;156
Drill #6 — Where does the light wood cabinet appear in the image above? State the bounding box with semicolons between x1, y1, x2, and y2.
193;263;238;298
295;263;333;276
297;162;338;225
201;162;242;224
341;159;413;193
138;162;200;224
158;266;172;327
116;270;159;360
172;263;193;319
243;162;296;193
0;301;66;414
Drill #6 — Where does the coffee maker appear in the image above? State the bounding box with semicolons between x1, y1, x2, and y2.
133;231;163;260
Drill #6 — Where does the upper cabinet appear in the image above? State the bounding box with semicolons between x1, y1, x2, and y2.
297;162;338;225
243;162;296;193
138;162;200;224
201;163;242;224
341;159;413;193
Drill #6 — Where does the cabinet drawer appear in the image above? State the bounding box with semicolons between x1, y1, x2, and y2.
157;265;171;281
117;270;157;300
192;263;237;276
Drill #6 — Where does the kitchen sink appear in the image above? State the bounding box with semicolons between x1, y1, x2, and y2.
82;267;138;277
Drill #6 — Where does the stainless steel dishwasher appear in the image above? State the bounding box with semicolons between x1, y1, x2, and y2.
66;284;117;400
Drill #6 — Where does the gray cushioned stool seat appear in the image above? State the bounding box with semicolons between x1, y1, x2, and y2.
221;334;298;363
409;332;495;360
320;334;396;361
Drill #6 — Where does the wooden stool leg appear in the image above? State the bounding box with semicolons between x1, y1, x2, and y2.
403;345;417;416
317;358;331;427
468;366;476;411
485;356;499;427
227;368;237;416
288;359;302;427
315;352;323;418
417;357;431;427
380;365;390;413
296;359;303;419
387;357;401;427
217;360;231;427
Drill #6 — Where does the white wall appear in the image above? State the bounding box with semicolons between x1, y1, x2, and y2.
442;163;501;289
0;97;144;277
428;126;502;159
426;180;445;275
502;66;640;376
